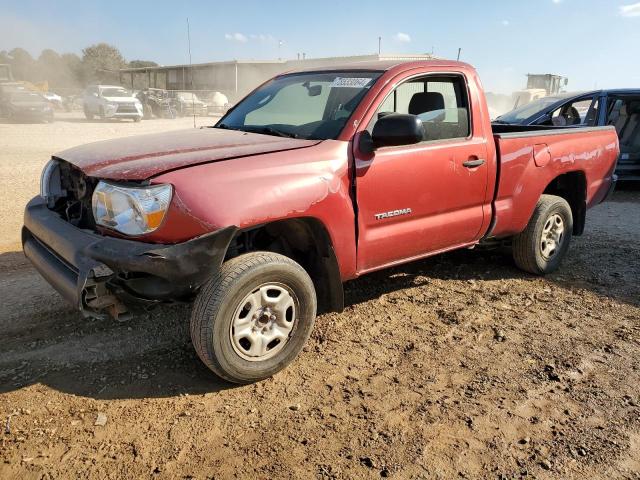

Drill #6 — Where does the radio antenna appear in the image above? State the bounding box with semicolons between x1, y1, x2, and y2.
187;18;196;128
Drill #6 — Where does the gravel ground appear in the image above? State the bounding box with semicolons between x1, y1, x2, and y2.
0;114;639;479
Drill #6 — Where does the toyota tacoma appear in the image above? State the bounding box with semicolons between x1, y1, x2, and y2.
25;60;618;383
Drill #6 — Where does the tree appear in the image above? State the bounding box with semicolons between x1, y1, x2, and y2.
81;43;126;83
61;53;83;86
7;47;35;80
36;49;62;85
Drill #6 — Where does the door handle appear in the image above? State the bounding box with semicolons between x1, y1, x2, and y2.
462;158;486;168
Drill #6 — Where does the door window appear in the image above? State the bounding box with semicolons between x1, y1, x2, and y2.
370;76;470;142
548;97;599;126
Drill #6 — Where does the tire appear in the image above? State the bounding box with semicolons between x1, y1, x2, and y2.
190;252;317;384
133;116;142;122
512;194;573;275
83;107;93;120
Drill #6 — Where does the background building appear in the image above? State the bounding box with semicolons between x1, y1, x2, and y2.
118;53;437;102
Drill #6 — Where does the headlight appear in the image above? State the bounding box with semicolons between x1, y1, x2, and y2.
40;159;62;205
92;181;172;236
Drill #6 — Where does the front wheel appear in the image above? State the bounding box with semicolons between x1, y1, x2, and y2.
512;194;573;275
190;252;317;384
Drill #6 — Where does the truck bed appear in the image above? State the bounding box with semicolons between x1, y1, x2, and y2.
488;125;619;239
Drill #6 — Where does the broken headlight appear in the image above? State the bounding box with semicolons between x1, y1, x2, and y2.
92;181;172;236
40;159;65;207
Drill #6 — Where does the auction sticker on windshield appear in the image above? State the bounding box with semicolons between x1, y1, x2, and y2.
331;77;372;88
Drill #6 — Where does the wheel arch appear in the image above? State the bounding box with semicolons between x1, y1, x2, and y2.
225;217;344;314
543;170;587;235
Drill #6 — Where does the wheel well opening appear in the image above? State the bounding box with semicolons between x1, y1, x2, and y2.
225;218;344;314
543;171;587;235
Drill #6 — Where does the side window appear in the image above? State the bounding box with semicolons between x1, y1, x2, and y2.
550;97;598;126
369;75;470;142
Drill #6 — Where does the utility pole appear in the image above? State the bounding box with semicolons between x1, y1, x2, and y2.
278;40;283;60
378;36;382;55
187;18;195;129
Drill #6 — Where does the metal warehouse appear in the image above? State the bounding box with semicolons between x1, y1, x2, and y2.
118;53;436;102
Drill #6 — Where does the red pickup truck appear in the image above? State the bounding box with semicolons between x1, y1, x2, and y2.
24;61;618;383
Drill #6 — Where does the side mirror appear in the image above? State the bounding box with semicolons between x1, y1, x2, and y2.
372;113;424;149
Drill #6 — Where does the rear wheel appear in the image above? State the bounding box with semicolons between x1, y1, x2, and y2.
190;252;317;384
512;194;573;275
83;107;94;120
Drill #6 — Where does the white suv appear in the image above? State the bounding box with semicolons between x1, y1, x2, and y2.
83;85;143;121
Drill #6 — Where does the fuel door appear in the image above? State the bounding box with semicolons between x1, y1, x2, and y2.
533;143;551;167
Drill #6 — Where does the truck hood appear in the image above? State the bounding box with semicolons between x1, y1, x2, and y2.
55;127;322;180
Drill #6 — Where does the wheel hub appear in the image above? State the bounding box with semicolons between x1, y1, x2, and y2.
255;308;274;327
540;213;565;259
230;283;297;361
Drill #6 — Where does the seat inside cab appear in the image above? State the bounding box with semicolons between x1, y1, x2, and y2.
608;98;640;160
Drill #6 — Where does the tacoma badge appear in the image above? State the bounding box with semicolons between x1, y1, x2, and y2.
374;208;412;220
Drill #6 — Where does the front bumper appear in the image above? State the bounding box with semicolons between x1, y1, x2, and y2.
23;196;237;319
104;111;143;119
10;109;53;120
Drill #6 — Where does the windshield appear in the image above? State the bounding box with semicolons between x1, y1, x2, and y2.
101;88;131;97
217;71;382;140
10;92;44;102
496;96;563;123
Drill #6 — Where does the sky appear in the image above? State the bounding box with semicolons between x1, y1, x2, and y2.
1;0;640;94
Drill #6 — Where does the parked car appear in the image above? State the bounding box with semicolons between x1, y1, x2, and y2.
172;91;207;116
495;89;640;180
1;90;54;122
26;61;618;383
82;85;143;121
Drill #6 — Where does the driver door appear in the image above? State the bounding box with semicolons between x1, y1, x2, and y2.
354;74;490;272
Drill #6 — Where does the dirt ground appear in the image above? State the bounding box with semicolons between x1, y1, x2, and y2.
0;113;639;479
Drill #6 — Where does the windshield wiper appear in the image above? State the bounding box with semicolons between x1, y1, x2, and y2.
213;123;299;138
243;125;299;138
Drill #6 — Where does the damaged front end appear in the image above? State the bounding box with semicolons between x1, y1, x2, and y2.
24;160;237;320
